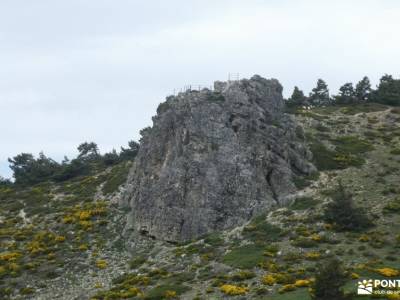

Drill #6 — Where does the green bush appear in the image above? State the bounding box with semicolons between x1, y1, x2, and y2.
230;270;256;281
323;182;373;231
290;197;319;210
293;172;319;189
331;136;373;154
310;136;373;171
383;198;400;214
312;258;347;300
203;232;224;247
129;256;147;269
223;244;265;269
390;148;400;155
102;162;131;195
242;218;283;243
145;284;190;300
292;237;319;248
207;92;225;102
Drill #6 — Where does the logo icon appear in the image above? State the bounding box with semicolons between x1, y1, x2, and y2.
358;279;373;295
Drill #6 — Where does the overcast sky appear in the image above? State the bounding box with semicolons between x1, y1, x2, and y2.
1;0;400;178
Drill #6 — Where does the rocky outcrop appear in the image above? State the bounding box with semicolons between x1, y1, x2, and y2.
123;75;315;242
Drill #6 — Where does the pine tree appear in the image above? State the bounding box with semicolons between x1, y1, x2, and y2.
310;79;330;106
355;76;372;102
77;142;100;160
120;140;140;161
372;74;400;106
324;181;372;231
335;83;355;104
287;86;307;107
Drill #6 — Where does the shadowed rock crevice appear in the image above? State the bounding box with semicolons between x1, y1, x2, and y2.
123;75;315;242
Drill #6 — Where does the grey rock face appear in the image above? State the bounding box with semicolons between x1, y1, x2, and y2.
123;75;315;242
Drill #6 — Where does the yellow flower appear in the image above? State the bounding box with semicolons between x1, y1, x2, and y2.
79;244;89;251
310;234;322;241
55;235;66;242
220;284;249;295
262;274;276;286
0;252;21;262
294;279;311;287
94;282;102;289
375;268;399;277
358;234;369;242
77;211;91;220
305;252;321;260
62;215;74;224
164;290;177;298
96;260;107;269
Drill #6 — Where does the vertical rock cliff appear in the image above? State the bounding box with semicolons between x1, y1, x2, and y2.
123;75;315;242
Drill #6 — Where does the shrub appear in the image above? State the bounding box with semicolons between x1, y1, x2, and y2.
230;270;256;281
157;102;171;114
383;198;400;214
278;284;296;293
96;260;107;269
311;258;347;300
129;256;147;269
203;232;224;247
219;284;248;296
145;284;190;300
310;136;373;171
261;274;276;285
292;237;319;248
305;252;321;260
223;244;264;269
207;92;225;103
242;218;282;243
310;142;340;171
102;162;131;195
375;268;399;277
331;136;373;154
390;148;400;155
293;172;320;189
323;182;373;231
290;197;319;210
295;279;311;287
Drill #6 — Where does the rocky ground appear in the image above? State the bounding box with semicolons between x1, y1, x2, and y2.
1;103;400;299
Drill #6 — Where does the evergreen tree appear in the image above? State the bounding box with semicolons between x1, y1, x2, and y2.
335;83;355;104
77;142;100;160
103;149;120;166
372;74;400;106
310;79;330;106
0;176;12;187
324;181;373;231
355;76;372;102
120;140;139;161
287;86;307;107
8;152;60;185
312;258;347;300
52;158;89;182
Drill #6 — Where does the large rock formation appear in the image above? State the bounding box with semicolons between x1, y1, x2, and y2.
123;75;315;242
